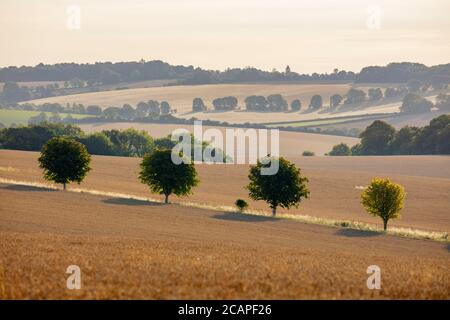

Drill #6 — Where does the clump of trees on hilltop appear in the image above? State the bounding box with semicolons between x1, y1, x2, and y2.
328;115;450;156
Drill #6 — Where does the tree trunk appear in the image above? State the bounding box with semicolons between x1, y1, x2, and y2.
164;194;169;204
272;206;277;216
63;183;66;191
383;219;388;231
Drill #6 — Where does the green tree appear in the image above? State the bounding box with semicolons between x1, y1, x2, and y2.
38;137;91;190
359;120;396;155
328;143;351;156
267;94;288;111
389;126;419;155
78;132;114;155
361;178;406;231
192;98;207;112
160;101;171;115
86;105;102;116
247;156;309;216
139;148;199;204
400;93;433;113
329;94;343;109
309;95;323;110
344;88;366;105
290;99;301;111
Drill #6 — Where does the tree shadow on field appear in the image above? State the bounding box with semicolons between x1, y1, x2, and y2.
446;243;450;253
212;212;278;223
102;197;163;206
1;184;55;192
335;228;382;238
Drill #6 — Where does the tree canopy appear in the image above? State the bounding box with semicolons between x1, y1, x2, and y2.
38;137;91;190
139;148;199;203
247;156;309;216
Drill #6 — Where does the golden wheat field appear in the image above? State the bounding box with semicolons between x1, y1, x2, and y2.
1;150;449;232
1;182;449;299
78;123;360;157
1;150;449;299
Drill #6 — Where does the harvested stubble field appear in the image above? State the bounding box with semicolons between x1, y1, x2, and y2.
1;182;449;299
23;83;370;124
78;122;359;157
1;150;449;234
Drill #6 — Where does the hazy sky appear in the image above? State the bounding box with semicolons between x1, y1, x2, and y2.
1;0;449;73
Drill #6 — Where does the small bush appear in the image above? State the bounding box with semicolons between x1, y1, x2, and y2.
302;151;315;156
234;199;248;212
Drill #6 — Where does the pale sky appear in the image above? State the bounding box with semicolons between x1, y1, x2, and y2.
1;0;449;73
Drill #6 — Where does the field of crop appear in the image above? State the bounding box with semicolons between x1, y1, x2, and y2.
1;150;449;233
23;83;360;122
1;180;450;299
1;150;449;299
0;109;94;126
79;122;359;156
265;115;385;128
317;110;450;130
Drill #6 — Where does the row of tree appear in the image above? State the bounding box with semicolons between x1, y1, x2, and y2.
1;100;175;124
328;115;450;156
191;86;447;114
2;61;449;86
38;137;406;231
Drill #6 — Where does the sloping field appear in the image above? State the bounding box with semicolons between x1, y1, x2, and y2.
318;110;450;130
78;122;359;156
1;150;449;233
23;83;356;123
0;182;449;299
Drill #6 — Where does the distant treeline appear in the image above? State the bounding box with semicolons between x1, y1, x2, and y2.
328;115;450;156
1;60;449;90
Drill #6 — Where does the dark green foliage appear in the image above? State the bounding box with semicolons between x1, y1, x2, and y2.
245;96;268;111
212;96;238;111
139;148;199;203
328;143;351;156
267;94;288;112
359;120;396;155
302;151;315;156
247;156;309;216
348;115;450;155
102;128;154;157
234;199;249;212
77;132;115;155
38;137;91;190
